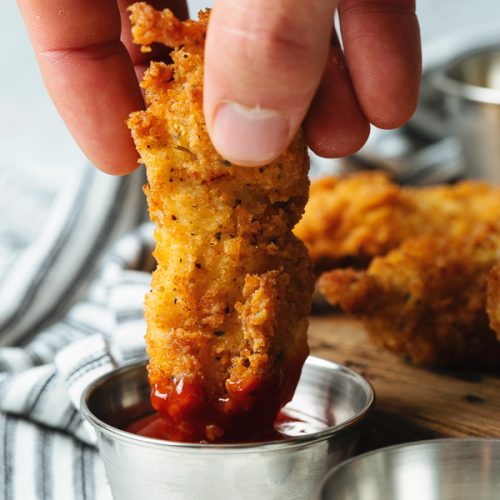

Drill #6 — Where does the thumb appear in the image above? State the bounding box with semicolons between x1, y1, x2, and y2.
204;0;336;166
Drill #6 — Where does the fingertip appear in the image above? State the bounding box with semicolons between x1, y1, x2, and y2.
367;97;419;130
83;118;141;176
306;120;370;158
304;44;371;159
96;163;139;176
88;150;140;176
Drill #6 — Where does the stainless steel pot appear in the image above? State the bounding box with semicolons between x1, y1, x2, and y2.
82;356;374;500
318;438;500;500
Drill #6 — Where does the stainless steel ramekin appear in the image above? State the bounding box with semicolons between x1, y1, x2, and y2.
82;356;374;500
318;438;500;500
431;47;500;181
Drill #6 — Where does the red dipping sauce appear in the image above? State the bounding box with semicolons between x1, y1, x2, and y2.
125;409;329;444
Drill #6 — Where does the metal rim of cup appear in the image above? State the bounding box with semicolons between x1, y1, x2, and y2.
315;437;499;499
81;355;375;453
430;46;500;105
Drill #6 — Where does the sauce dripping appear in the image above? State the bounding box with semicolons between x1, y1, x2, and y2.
147;358;304;442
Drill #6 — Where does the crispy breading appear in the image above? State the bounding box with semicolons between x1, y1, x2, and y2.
295;173;500;270
319;234;500;367
127;3;314;441
129;2;208;55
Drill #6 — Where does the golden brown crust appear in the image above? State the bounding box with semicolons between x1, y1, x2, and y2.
129;2;208;54
127;4;314;441
319;234;500;368
295;174;411;269
295;173;500;270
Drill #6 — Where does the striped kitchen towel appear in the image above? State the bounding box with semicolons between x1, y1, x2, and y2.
0;166;154;500
0;163;147;347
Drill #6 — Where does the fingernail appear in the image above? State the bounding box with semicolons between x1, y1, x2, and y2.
211;102;290;166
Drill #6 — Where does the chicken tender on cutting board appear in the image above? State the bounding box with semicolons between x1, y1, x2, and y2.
319;234;500;368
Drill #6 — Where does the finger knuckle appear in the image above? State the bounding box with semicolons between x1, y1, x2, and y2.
222;17;315;75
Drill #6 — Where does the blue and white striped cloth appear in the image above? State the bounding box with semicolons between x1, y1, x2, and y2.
0;165;154;500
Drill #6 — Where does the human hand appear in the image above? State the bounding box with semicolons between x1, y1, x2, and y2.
17;0;188;174
17;0;421;173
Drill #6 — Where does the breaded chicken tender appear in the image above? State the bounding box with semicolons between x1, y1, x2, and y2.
127;3;314;442
319;234;500;367
295;173;500;270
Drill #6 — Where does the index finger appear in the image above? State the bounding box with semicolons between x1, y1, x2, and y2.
17;0;145;174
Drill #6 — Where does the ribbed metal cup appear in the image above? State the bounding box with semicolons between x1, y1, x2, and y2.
82;356;374;500
318;438;500;500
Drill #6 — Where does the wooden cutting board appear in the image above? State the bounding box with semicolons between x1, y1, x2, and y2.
308;314;500;452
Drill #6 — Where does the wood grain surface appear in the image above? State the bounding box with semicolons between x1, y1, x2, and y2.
308;314;500;452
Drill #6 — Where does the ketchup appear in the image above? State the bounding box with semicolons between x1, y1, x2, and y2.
125;409;329;444
145;354;305;442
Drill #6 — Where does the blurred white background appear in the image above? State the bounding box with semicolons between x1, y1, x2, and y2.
0;0;499;276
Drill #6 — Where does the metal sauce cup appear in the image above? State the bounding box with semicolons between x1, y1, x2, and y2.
82;356;374;500
432;47;500;182
318;438;500;500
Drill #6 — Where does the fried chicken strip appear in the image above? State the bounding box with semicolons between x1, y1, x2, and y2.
295;173;500;270
319;234;500;367
127;4;314;442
